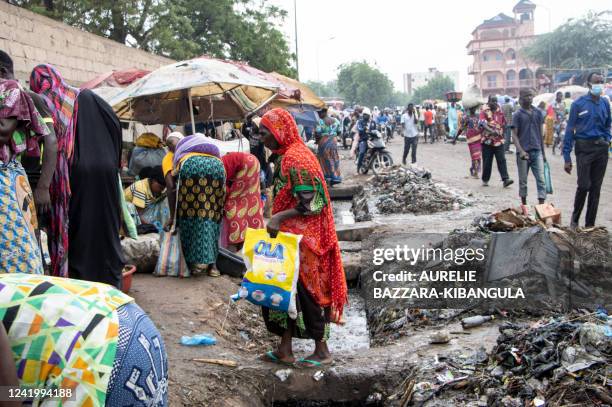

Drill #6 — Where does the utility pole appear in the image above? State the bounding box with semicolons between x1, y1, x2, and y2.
294;0;299;80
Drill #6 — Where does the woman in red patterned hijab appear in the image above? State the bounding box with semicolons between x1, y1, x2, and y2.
258;108;347;367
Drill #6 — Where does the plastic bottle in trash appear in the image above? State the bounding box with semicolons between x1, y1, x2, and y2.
461;315;494;329
180;334;217;346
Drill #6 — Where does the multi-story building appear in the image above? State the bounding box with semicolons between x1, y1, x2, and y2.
467;0;540;97
403;68;460;96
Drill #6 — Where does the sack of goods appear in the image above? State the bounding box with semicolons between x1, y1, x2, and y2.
462;85;485;109
233;228;302;318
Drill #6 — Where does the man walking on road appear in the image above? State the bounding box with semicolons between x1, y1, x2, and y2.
563;72;611;228
480;95;514;188
512;89;547;208
401;104;419;165
502;97;514;153
423;106;434;143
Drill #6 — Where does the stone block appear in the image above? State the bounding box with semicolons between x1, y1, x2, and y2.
8;42;25;58
336;222;378;242
342;252;362;282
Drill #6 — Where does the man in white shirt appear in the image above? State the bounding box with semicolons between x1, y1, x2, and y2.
401;103;419;165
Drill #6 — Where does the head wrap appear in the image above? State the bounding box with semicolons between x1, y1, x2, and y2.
30;64;80;161
260;108;304;155
173;134;220;168
166;131;184;143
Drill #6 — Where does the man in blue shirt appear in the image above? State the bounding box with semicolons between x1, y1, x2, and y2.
512;88;547;207
376;111;389;126
563;72;611;228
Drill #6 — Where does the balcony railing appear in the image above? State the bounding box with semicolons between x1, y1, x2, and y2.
481;79;537;90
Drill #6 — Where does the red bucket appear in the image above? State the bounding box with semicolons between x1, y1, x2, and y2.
122;265;137;294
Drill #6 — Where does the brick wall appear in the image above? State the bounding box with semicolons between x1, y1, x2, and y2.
0;2;173;85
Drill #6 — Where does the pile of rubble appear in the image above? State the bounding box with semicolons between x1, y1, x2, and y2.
370;166;470;215
388;312;612;406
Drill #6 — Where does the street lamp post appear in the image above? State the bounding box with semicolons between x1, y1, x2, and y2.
293;0;299;80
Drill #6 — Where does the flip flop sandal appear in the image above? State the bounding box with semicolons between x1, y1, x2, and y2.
297;358;333;368
208;268;221;277
261;351;295;366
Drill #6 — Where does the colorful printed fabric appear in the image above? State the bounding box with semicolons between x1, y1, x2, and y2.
479;107;506;147
221;152;264;245
0;274;133;406
461;114;483;161
0;160;44;274
105;302;168;406
544;115;554;146
260;108;347;322
124;179;156;210
263;282;331;342
177;155;226;266
29;65;80;278
172;134;221;169
0;80;49;163
317;135;342;184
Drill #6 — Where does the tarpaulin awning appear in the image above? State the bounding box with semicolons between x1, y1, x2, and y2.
81;69;151;90
268;72;326;110
108;57;279;124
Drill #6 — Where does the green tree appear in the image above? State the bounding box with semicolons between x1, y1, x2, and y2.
304;80;338;98
389;91;411;108
410;75;455;104
12;0;296;77
524;11;612;69
336;61;394;107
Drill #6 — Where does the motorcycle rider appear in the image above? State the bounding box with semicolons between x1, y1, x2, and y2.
342;112;353;149
357;107;377;171
377;110;391;140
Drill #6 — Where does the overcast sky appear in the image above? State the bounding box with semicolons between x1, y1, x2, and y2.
270;0;608;92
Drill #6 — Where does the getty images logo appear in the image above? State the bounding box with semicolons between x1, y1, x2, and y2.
254;240;285;260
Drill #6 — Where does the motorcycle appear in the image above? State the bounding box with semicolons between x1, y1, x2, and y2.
379;122;393;143
358;129;394;175
342;126;354;150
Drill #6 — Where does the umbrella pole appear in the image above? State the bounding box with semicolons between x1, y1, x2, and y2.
188;89;196;134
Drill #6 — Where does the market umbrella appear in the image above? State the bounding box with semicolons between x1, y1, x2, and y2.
533;93;555;107
108;58;280;129
556;85;588;99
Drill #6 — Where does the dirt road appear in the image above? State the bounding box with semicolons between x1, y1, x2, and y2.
339;135;612;229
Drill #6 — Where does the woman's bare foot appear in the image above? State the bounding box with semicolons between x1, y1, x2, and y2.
299;341;333;367
261;349;295;365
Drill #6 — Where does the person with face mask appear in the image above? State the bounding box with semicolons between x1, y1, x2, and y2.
563;72;611;228
512;88;547;209
479;95;514;188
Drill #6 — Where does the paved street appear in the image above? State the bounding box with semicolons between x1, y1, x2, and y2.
339;136;612;229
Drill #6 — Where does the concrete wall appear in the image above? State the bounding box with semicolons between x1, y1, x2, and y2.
0;2;173;85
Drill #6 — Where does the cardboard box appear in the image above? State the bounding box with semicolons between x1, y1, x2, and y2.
535;203;561;225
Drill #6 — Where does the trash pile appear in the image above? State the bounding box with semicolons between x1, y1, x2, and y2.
371;166;470;215
387;312;612;406
351;189;372;222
